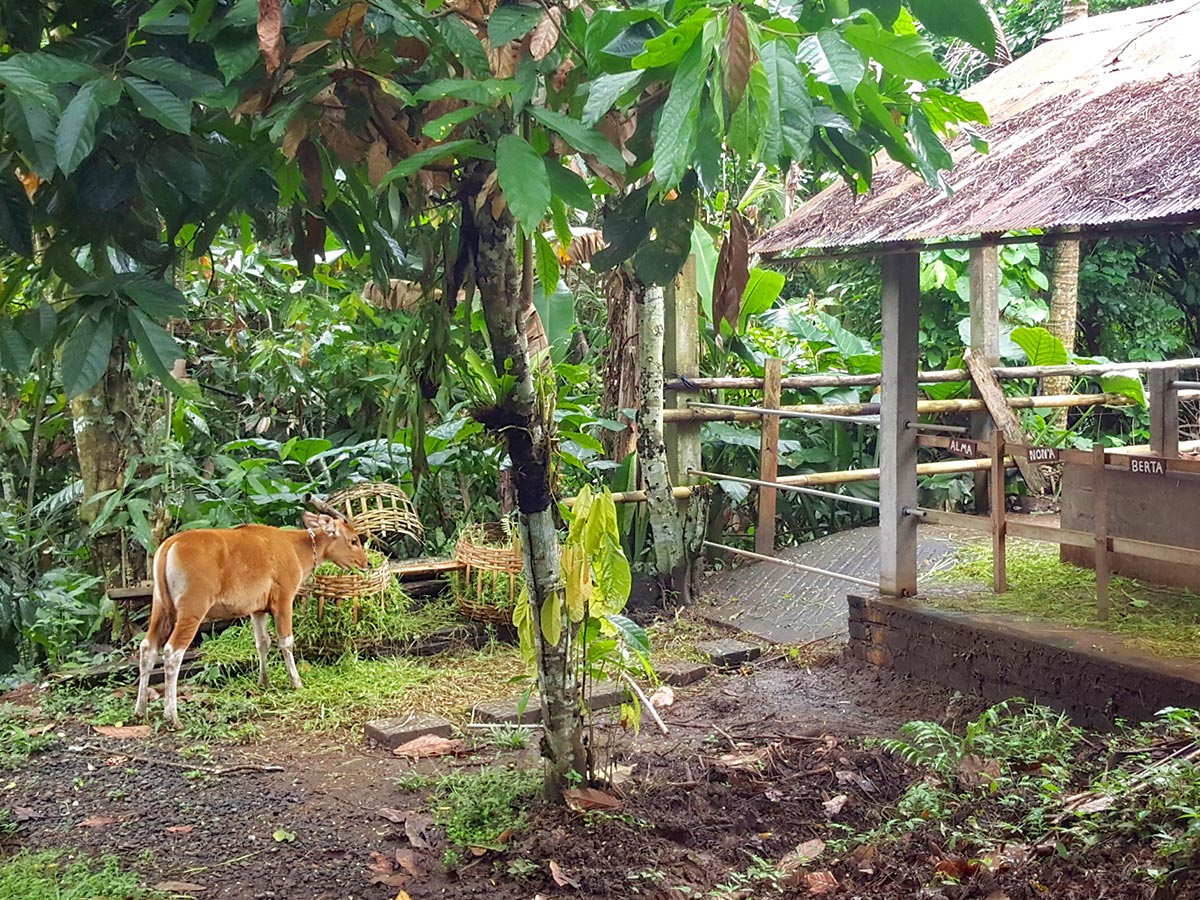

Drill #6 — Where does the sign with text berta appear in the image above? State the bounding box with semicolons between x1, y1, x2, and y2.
1128;456;1168;477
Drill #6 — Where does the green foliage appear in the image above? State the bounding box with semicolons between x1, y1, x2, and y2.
0;703;57;768
427;767;543;861
0;850;164;900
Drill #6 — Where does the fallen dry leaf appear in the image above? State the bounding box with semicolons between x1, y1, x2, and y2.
851;842;877;873
805;870;838;895
795;837;825;864
404;812;437;850
958;753;1002;789
368;851;394;876
563;787;621;812
394;848;420;877
549;860;580;889
822;794;848;817
93;725;151;739
13;807;35;822
394;892;413;900
25;723;53;736
377;807;409;825
151;882;205;893
79;816;121;828
985;892;1011;900
649;685;675;709
166;825;194;834
392;734;466;759
934;855;980;880
104;755;128;767
1066;794;1115;815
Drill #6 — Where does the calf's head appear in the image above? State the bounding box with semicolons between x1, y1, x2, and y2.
302;511;370;570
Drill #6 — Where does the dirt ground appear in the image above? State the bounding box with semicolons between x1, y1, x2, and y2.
3;652;1198;900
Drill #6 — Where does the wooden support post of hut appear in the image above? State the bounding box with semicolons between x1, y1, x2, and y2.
969;245;1000;513
879;253;920;597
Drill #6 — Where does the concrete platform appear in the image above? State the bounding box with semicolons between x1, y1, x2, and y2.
698;525;963;644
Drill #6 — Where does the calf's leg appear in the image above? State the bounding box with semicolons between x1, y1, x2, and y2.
250;612;272;688
134;636;159;720
162;616;202;730
273;602;304;690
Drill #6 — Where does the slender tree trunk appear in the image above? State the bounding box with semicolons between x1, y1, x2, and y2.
636;282;686;600
465;162;584;801
602;270;640;462
69;340;140;583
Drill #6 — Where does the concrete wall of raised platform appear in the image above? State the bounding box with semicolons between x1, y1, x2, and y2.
848;593;1200;729
1060;462;1200;591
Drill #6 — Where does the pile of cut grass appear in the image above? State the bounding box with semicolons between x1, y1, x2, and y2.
0;850;163;899
927;539;1200;658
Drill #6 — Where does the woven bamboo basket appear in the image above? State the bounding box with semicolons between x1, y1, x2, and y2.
307;561;392;622
452;522;523;624
326;482;424;549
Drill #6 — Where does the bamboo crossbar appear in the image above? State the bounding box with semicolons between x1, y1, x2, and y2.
665;357;1200;393
689;468;882;509
702;541;879;589
663;393;1134;423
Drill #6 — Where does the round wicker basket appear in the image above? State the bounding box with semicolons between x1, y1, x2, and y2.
452;522;523;624
326;482;424;549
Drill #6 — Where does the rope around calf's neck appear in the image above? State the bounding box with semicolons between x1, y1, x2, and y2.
307;527;318;582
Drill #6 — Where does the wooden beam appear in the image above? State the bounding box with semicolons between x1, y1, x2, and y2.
664;256;702;485
1093;443;1110;621
969;245;1000;514
965;351;1047;492
879;253;920;597
1149;367;1179;458
756;358;782;556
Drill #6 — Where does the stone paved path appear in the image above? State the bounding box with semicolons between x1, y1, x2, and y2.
698;525;966;644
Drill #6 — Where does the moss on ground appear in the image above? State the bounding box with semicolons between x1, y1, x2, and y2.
927;539;1200;659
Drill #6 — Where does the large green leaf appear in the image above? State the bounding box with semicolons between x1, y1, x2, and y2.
1010;326;1068;367
18;52;99;85
1098;372;1146;406
533;231;561;295
119;274;186;321
213;34;259;83
0;175;33;259
759;40;812;167
634;187;697;285
421;104;485;141
62;313;115;398
590;185;650;271
651;38;706;190
439;16;491;77
907;0;995;55
496;134;551;233
691;223;718;320
488;5;544;45
55;81;103;175
16;303;57;350
797;30;865;92
544;160;594;212
529;107;626;172
0;320;33;375
127;307;185;389
379;140;491;185
0;57;59;109
414;77;514;104
739;268;785;330
126;58;223;99
6;96;57;178
123;76;192;134
908;108;952;186
582;71;641;127
843;21;947;82
532;281;576;363
631;10;708;69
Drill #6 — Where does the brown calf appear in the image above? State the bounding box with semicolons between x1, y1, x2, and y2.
134;498;369;729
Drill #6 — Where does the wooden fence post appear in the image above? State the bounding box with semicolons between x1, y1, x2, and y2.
1149;368;1179;459
664;257;701;488
991;432;1007;593
1092;443;1110;621
879;253;920;597
970;245;1000;513
755;357;782;556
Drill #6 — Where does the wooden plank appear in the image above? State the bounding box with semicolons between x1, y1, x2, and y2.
388;558;463;579
965;350;1047;492
991;432;1007;593
1093;444;1110;621
879;253;920;597
1149;368;1179;459
756;357;782;556
1110;537;1200;568
1006;520;1095;549
665;256;702;486
108;584;153;600
917;433;993;455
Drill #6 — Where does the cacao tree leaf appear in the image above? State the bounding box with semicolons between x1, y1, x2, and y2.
759;40;812;167
16;303;57;350
257;0;284;72
55;81;103;175
798;29;865;92
513;587;537;668
123;76;192;134
540;594;562;647
634;187;697;285
843;21;947;82
440;16;490;77
651;38;706;189
0;320;33;375
8;52;97;86
589;185;649;271
632;10;708;68
533;231;560;295
118;274;186;321
496;134;551;233
6;95;57;178
62;312;115;398
908;107;953;186
421;104;485;141
127;307;185;389
532;281;575;362
544;160;594;212
712;211;749;331
721;5;751;112
213;35;260;83
907;0;995;56
488;5;544;45
0;174;33;258
529;107;626;172
378;140;491;185
125;58;223;99
582;71;641;127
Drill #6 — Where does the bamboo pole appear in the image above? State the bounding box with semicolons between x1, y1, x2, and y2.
778;456;1012;486
664;392;1134;423
664;357;1200;393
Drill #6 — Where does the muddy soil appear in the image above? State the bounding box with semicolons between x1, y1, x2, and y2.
3;654;1194;899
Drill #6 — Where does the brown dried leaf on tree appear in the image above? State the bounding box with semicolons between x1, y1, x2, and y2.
290;39;331;65
713;211;749;333
367;139;392;187
257;0;284;73
530;7;563;60
490;39;521;78
325;1;367;37
296;139;325;207
722;5;751;111
394;37;430;68
281;117;307;161
552;57;576;92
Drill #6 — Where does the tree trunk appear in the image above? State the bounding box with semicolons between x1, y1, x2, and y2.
69;340;140;583
602;270;640;462
465;162;584;802
1043;239;1081;428
636;282;686;600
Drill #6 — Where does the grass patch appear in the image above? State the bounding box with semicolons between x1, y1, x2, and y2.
927;539;1200;658
0;703;57;768
0;849;164;899
426;767;543;866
